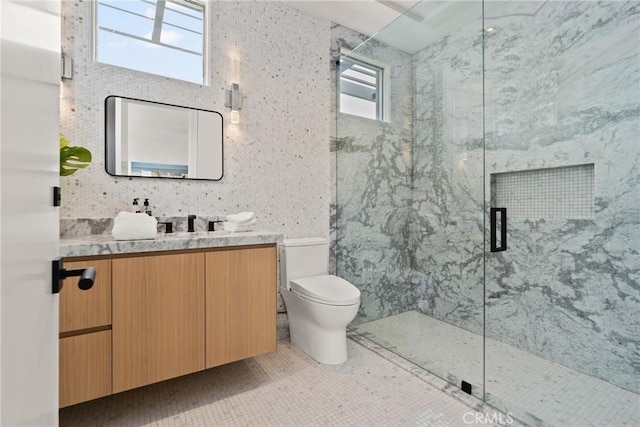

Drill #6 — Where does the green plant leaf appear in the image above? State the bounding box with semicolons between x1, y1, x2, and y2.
59;133;70;149
60;145;92;176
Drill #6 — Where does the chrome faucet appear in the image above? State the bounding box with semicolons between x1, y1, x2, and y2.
187;214;196;232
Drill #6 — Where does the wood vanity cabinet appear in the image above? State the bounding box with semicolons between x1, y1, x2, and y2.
60;259;112;333
59;259;112;408
59;244;277;406
205;246;277;368
112;252;205;393
59;330;112;408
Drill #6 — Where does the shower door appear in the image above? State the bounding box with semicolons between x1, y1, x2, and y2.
334;0;487;401
409;0;486;400
336;1;639;425
483;2;640;426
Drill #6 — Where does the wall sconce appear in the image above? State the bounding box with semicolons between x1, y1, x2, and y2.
225;83;242;124
61;53;73;80
225;56;242;124
60;53;73;98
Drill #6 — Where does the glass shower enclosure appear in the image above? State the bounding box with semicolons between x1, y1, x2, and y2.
333;1;639;426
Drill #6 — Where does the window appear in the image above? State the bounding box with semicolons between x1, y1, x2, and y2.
339;57;384;121
95;0;206;85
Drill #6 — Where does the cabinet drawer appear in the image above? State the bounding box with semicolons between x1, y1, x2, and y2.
59;330;112;408
60;259;111;333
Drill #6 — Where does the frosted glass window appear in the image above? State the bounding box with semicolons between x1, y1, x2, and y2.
95;0;206;85
492;164;595;220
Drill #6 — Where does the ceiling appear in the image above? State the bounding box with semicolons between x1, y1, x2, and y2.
282;0;484;54
281;1;419;42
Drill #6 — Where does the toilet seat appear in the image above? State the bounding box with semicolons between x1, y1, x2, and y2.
290;275;360;306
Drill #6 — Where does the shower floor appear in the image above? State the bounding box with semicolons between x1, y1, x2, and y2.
350;310;639;427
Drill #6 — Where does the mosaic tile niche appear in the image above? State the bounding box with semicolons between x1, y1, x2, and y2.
60;1;331;241
334;0;638;398
412;0;640;393
482;1;640;395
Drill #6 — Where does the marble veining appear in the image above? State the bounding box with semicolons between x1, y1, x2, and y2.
331;24;415;324
410;4;485;336
350;311;639;427
483;1;639;395
61;216;287;313
60;216;225;237
334;0;639;410
412;0;639;395
60;231;282;258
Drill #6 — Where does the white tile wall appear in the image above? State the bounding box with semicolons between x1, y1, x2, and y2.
60;1;331;239
492;164;595;220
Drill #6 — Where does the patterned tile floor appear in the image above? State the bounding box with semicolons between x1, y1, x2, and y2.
351;311;640;427
60;338;514;427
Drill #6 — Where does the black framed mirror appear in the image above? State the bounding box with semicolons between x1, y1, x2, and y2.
105;96;223;180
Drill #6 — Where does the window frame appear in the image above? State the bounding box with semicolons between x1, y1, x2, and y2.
92;0;209;86
338;50;390;122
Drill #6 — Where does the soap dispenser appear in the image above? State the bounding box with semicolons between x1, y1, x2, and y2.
132;198;140;213
143;198;152;216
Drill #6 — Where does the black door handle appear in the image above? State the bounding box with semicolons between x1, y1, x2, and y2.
490;207;507;252
52;258;96;294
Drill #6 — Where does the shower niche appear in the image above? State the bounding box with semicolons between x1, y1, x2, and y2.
335;1;639;426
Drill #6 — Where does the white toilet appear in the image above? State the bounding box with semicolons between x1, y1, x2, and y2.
280;238;361;364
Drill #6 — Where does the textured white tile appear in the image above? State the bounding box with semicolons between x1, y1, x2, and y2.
352;311;640;427
60;1;331;240
59;339;503;427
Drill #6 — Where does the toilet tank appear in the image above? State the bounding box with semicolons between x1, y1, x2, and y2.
280;237;329;289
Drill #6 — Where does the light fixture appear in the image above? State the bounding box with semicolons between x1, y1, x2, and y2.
60;52;73;99
61;53;73;80
225;83;242;124
485;27;497;34
225;56;242;124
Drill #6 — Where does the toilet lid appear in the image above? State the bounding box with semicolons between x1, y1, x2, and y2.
290;275;361;305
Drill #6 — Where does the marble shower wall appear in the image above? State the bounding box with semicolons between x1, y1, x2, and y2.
412;1;639;393
411;4;485;336
60;1;331;240
483;1;639;395
331;25;415;323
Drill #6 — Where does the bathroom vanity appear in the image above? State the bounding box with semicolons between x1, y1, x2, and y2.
58;232;281;408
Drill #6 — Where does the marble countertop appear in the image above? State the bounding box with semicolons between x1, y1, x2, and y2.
60;231;283;258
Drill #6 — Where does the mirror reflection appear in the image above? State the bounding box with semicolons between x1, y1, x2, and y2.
105;96;223;180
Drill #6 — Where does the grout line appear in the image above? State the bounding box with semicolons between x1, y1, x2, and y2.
347;333;523;426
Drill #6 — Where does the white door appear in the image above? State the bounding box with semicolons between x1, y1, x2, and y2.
0;1;61;425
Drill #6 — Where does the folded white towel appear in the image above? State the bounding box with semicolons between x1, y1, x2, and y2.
223;218;256;232
225;211;255;224
112;211;158;240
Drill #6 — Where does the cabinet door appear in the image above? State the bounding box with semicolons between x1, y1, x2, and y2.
205;245;277;368
60;259;111;333
112;253;204;393
59;330;111;408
